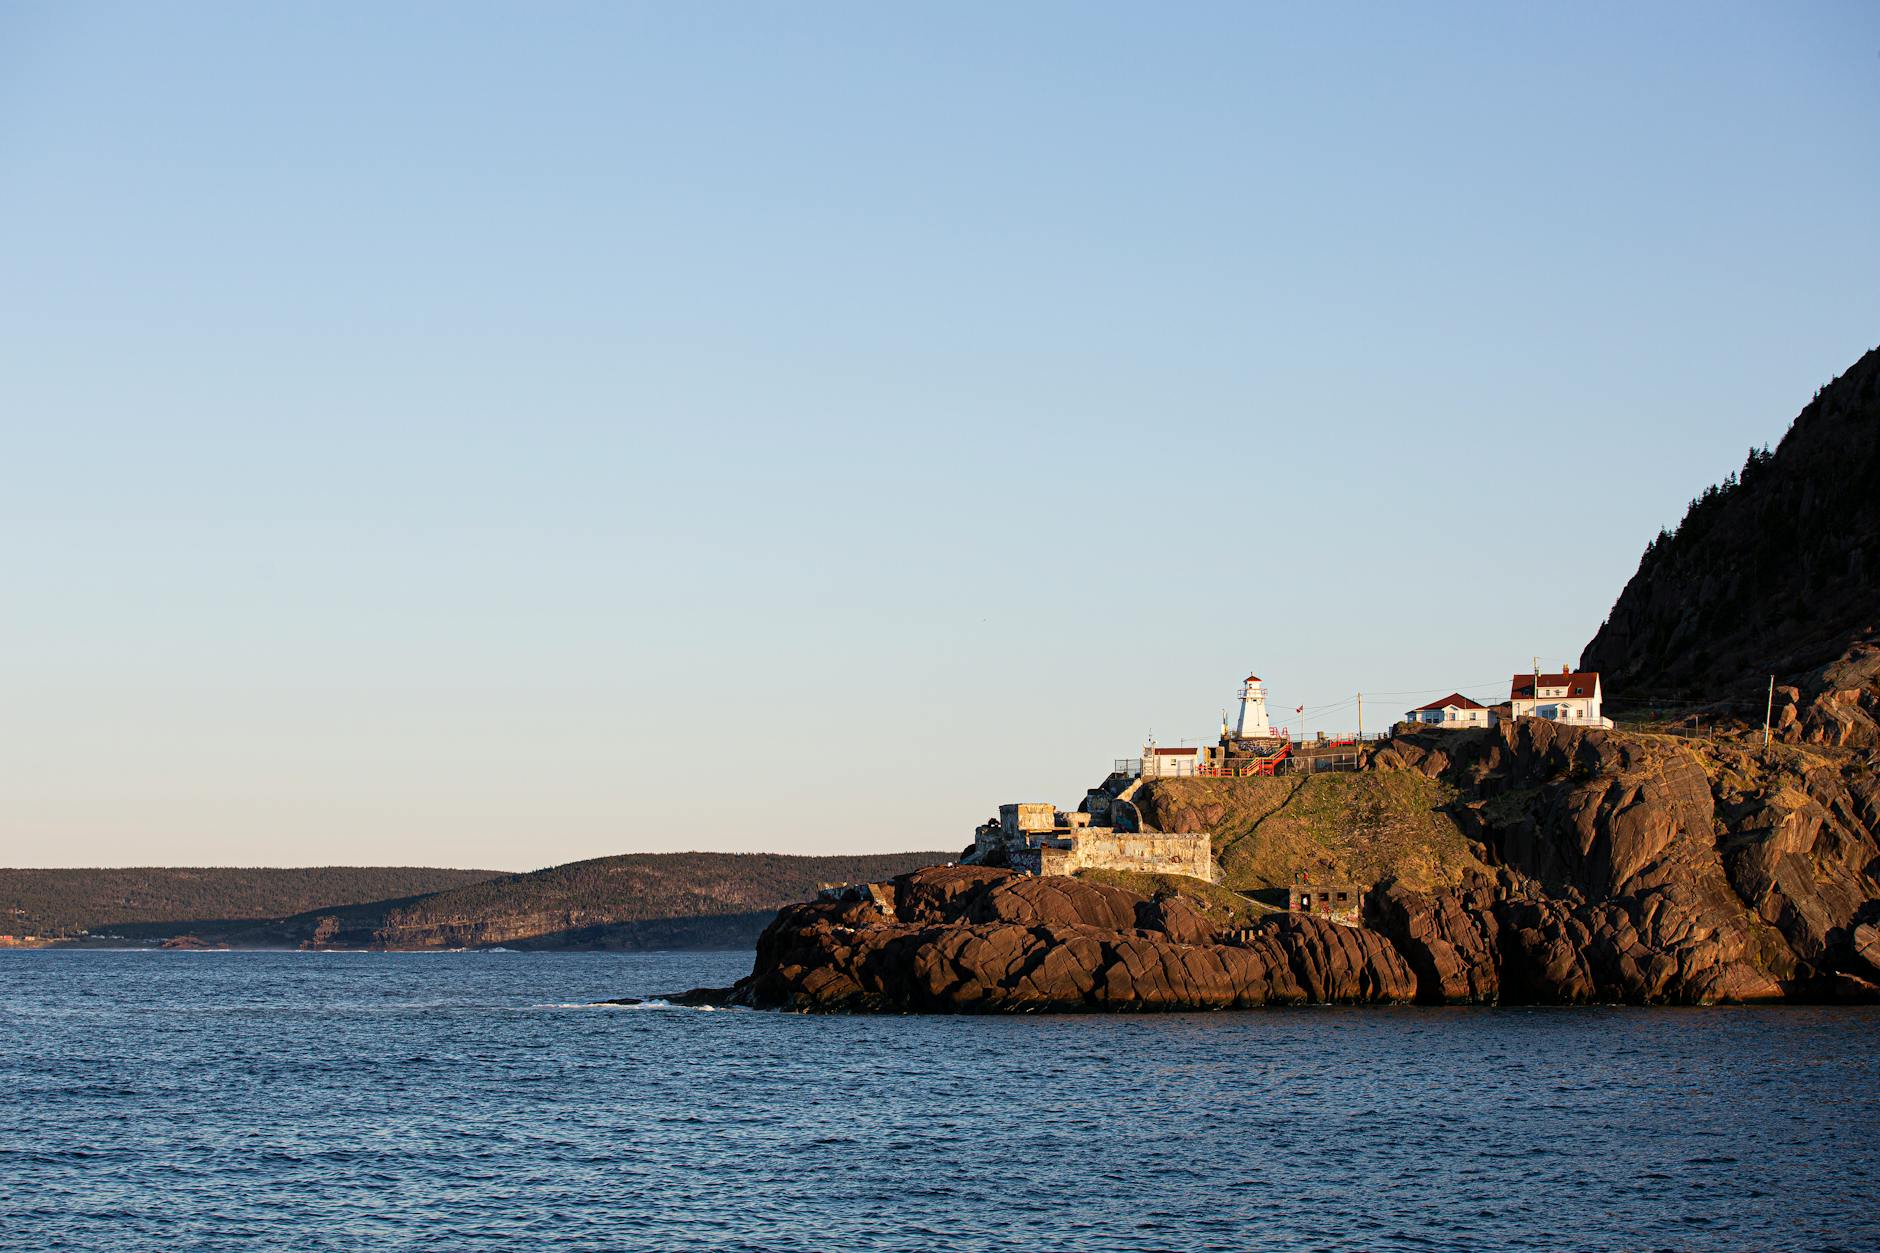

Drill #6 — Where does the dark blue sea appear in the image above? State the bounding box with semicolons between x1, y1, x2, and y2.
2;951;1875;1253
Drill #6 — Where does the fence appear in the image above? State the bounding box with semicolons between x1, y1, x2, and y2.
1116;740;1376;780
1295;732;1391;748
1611;718;1724;740
1277;751;1362;774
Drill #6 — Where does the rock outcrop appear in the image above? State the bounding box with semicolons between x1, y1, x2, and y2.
734;865;1418;1012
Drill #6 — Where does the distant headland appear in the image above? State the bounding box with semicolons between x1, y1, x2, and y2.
0;853;947;951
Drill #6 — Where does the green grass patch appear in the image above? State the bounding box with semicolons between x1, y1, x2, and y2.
1136;771;1486;892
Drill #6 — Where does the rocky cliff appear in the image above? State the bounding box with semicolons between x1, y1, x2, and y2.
1366;718;1878;1003
1582;343;1880;746
711;719;1879;1011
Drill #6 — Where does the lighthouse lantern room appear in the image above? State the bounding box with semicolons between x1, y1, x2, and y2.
1232;673;1272;740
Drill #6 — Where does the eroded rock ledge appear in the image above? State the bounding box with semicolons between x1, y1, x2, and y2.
711;861;1807;1013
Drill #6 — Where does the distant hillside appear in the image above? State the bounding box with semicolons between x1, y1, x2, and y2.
0;866;502;938
2;852;953;950
1583;343;1880;745
368;850;952;950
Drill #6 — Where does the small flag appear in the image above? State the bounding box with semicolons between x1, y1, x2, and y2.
1295;705;1304;714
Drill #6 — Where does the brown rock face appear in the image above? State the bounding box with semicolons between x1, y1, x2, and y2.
1372;719;1877;1002
737;866;1417;1012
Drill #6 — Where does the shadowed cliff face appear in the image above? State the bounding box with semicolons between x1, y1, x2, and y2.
721;721;1880;1011
1581;343;1880;746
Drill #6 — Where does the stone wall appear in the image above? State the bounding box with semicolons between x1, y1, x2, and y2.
1032;831;1213;879
999;803;1056;836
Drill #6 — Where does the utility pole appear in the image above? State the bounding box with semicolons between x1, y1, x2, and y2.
1762;675;1775;752
1356;692;1363;740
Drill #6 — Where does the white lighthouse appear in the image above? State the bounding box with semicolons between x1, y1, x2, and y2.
1232;673;1272;740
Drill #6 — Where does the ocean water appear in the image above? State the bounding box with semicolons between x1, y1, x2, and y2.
1;951;1875;1253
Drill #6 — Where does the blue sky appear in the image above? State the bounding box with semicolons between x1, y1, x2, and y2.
3;3;1877;868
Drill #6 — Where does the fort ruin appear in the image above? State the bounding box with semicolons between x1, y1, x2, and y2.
965;775;1214;881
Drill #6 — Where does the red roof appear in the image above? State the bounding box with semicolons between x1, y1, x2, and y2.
1244;674;1262;683
1411;693;1485;712
1150;746;1201;755
1510;671;1600;700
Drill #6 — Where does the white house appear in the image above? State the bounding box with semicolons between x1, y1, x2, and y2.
1509;670;1613;728
1406;693;1494;729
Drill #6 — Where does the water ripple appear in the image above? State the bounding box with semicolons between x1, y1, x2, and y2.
1;951;1876;1252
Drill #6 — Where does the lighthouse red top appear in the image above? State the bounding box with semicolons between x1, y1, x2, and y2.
1245;673;1261;683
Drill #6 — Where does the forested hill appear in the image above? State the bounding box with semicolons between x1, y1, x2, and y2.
370;850;951;950
1582;343;1880;744
2;851;952;949
1;866;502;938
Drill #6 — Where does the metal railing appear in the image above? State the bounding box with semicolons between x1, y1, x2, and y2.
1277;752;1362;774
1611;718;1724;740
1294;732;1391;747
1121;734;1388;780
1120;748;1370;778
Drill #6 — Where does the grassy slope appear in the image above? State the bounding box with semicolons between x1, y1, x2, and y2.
1135;773;1487;891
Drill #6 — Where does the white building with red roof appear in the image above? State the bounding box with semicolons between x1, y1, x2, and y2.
1509;670;1612;728
1405;693;1494;729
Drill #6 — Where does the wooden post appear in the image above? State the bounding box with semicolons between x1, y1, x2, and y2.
1762;675;1775;752
1356;692;1363;740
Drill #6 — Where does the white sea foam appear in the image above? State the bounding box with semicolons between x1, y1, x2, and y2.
536;998;739;1011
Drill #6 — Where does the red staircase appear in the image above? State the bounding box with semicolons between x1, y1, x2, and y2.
1194;740;1293;778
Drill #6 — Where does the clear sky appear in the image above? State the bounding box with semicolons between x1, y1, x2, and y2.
3;3;1877;870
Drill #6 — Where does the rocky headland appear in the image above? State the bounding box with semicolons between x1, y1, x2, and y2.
693;345;1880;1012
709;717;1878;1011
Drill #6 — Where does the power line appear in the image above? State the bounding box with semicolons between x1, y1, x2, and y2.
1351;679;1512;698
